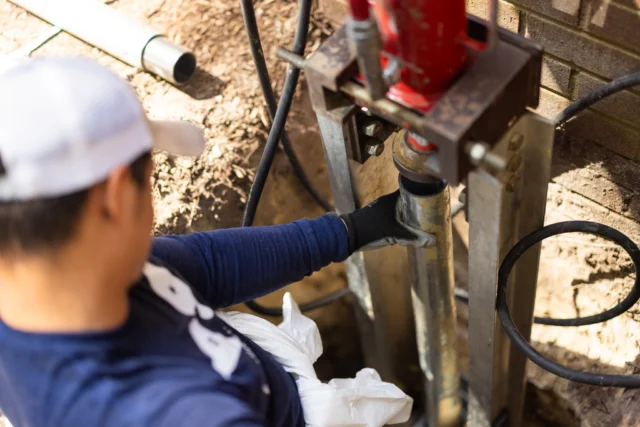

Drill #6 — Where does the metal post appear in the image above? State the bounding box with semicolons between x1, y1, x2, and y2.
315;106;396;382
398;177;461;427
466;113;554;427
10;0;196;84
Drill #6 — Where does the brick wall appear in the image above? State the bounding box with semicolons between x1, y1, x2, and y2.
319;0;640;231
466;0;640;234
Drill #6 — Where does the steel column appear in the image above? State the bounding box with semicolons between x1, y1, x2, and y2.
315;106;395;381
399;178;461;427
467;113;554;427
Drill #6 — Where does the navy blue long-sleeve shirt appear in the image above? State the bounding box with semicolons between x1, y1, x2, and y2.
0;214;349;427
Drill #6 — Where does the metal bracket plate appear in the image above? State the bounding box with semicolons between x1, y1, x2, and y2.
467;112;555;427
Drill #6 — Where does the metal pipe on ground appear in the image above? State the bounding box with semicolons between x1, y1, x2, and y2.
398;176;461;427
9;0;196;85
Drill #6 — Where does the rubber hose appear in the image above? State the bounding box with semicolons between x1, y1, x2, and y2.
497;221;640;387
240;0;332;212
555;72;640;127
242;0;348;316
241;0;312;227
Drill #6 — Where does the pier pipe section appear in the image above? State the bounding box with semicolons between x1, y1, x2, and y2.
9;0;196;85
398;176;461;427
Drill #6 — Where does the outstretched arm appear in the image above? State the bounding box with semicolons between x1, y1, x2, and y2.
151;214;349;308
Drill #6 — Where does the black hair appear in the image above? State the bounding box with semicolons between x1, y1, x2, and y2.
0;151;152;254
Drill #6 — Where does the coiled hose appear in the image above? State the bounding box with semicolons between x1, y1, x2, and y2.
498;221;640;387
495;71;640;387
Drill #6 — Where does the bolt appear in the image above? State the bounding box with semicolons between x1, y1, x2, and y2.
466;141;507;173
365;141;385;157
362;120;383;137
467;142;489;165
507;154;522;172
506;174;520;193
509;133;524;151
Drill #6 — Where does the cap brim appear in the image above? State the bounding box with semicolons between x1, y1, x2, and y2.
149;120;205;157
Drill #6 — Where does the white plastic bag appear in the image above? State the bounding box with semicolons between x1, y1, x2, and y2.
222;293;413;427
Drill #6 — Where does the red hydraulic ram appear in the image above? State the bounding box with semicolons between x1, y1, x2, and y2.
375;0;468;106
348;0;469;151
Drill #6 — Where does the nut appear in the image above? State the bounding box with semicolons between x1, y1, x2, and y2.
509;133;524;151
362;120;383;137
506;174;520;193
506;154;522;173
365;142;385;157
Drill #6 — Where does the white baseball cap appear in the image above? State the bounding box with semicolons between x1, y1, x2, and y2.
0;56;205;201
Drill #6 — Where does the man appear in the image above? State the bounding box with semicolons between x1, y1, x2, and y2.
0;57;416;427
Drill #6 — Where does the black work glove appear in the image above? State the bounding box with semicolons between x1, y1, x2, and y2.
340;190;432;253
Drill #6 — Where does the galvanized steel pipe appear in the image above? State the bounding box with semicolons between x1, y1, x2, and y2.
398;176;461;427
9;0;196;85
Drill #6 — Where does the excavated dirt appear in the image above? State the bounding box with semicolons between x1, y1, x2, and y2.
2;0;640;426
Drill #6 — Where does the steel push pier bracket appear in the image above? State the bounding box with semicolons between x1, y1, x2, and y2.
278;13;554;427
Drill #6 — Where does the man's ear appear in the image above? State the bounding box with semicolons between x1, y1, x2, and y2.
101;165;133;222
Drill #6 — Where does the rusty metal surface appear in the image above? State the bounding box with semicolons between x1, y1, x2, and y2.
304;25;357;93
341;81;424;132
420;38;540;184
299;19;542;184
392;130;442;183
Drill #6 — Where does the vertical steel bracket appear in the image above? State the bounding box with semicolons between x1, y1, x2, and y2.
467;112;555;427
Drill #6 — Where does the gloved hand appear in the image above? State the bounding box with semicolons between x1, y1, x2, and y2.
340;190;433;253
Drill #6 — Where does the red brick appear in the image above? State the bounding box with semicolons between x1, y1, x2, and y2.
525;15;640;81
536;88;571;118
562;110;640;159
541;56;572;94
574;72;640;127
511;0;581;25
466;0;520;32
584;1;640;55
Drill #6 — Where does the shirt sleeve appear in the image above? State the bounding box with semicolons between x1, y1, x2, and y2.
150;214;350;308
155;392;264;427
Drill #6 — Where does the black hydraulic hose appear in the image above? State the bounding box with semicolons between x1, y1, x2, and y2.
463;73;640;390
241;0;312;228
240;0;332;212
555;71;640;127
497;221;640;387
241;0;348;316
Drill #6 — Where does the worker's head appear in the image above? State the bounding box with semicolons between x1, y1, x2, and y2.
0;57;204;284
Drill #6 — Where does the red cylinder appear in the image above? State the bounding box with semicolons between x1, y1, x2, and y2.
372;0;468;110
348;0;370;21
